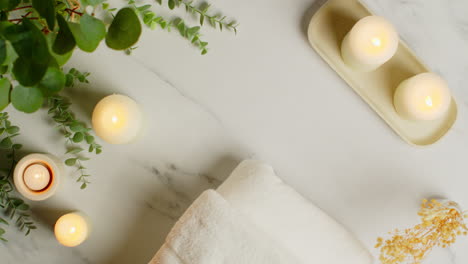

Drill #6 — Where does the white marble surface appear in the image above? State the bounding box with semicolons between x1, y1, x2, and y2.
2;0;468;263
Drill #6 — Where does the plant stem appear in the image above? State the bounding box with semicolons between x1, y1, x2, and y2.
8;17;39;22
65;8;84;16
180;1;238;33
12;5;32;11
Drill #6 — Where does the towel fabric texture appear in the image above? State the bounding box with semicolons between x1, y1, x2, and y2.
150;160;373;264
217;160;373;264
149;190;300;264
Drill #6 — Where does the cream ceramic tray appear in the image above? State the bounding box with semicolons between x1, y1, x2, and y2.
307;0;457;146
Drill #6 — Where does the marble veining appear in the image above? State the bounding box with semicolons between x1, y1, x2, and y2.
2;0;468;263
131;56;226;126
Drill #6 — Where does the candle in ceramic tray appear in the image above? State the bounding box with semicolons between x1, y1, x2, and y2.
393;73;451;121
92;94;143;144
55;212;90;247
341;16;399;72
13;154;62;201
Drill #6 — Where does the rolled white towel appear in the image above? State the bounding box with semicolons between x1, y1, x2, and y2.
149;190;301;264
217;160;373;264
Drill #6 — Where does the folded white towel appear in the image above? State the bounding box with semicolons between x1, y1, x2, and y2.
217;160;373;264
149;190;300;264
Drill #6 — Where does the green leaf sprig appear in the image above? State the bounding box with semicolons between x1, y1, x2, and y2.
133;3;172;31
174;1;238;33
0;112;36;241
130;1;209;54
47;91;102;190
65;67;90;87
0;0;239;245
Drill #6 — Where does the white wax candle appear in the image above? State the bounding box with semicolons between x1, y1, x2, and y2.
23;164;50;191
341;16;399;72
92;94;142;144
394;73;451;121
55;213;90;247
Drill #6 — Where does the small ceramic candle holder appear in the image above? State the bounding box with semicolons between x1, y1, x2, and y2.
13;153;63;201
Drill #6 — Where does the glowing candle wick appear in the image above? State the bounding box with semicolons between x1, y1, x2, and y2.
70;227;76;234
371;37;382;47
425;96;433;107
111;116;118;124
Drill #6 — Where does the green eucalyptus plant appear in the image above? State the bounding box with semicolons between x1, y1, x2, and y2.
0;0;237;242
0;112;35;242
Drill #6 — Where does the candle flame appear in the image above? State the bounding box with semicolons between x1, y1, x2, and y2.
70;226;77;234
425;96;433;107
111;116;119;124
371;37;382;47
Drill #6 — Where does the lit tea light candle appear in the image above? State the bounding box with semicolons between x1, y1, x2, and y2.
394;73;451;121
55;212;90;247
341;16;399;72
92;94;143;144
23;164;51;191
14;154;62;201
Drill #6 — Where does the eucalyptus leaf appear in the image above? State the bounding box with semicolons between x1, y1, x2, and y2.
53;14;76;55
4;20;50;85
6;126;18;134
0;137;12;148
70;123;84;132
10;198;24;207
46;33;72;67
0;0;20;11
0;78;10;111
73;132;84;143
0;217;8;225
2;23;32;58
12;57;48;86
4;19;50;63
32;0;55;29
38;67;66;96
12;143;22;149
168;0;175;9
68;14;106;52
1;41;18;66
85;135;94;144
65;158;77;166
11;85;44;113
66;147;83;154
106;8;142;50
17;203;29;211
0;39;6;65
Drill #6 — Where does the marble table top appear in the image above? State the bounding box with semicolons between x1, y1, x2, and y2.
3;0;468;263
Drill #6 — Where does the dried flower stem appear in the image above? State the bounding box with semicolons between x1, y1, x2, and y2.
376;199;468;264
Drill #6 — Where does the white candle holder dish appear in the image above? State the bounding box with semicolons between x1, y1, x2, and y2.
307;0;458;146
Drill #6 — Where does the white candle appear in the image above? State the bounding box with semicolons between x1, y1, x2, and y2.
55;213;90;247
394;73;451;121
341;16;399;72
23;164;50;191
92;94;143;144
14;154;62;201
